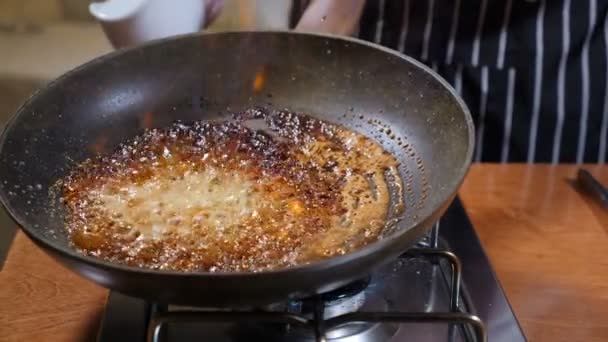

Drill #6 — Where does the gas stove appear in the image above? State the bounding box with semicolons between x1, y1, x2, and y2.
96;199;526;342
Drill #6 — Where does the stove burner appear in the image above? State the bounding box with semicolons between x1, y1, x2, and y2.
240;278;398;341
241;318;397;341
263;293;397;341
320;278;371;302
292;278;371;319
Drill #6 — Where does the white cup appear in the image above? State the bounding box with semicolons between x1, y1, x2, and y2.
89;0;207;49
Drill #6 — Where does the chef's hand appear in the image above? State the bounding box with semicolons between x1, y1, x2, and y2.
295;0;366;36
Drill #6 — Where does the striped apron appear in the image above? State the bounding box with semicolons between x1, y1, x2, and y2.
292;0;608;163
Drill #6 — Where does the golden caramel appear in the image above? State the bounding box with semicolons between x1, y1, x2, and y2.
59;109;403;272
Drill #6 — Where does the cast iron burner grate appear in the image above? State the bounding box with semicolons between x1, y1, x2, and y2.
97;199;526;342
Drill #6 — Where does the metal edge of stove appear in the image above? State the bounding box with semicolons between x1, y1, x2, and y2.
439;197;527;342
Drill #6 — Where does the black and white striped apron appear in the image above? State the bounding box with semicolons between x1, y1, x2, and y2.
292;0;608;163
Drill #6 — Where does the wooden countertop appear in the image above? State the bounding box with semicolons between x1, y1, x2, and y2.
460;164;608;342
0;164;606;341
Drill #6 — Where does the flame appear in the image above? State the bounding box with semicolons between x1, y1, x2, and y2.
91;135;109;154
140;111;154;129
253;67;266;93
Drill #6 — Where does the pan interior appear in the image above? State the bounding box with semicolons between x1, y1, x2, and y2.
56;110;409;271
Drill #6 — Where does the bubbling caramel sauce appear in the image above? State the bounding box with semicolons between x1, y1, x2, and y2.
59;109;403;272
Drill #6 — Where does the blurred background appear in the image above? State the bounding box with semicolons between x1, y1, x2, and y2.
0;0;292;126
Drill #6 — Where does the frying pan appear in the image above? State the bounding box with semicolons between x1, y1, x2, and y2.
0;32;473;306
